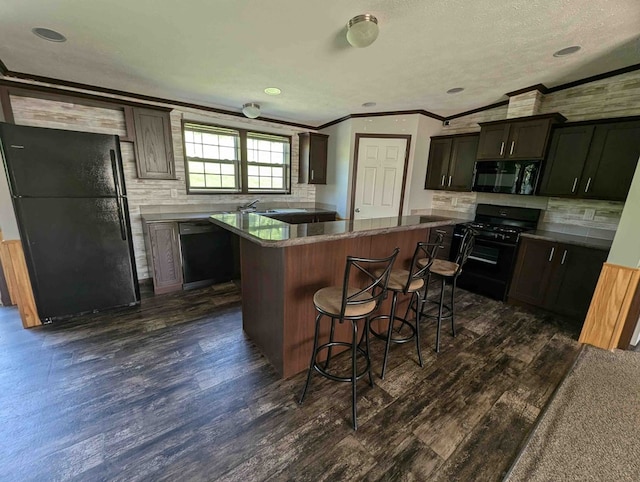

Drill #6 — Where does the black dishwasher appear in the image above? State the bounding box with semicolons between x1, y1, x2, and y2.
179;222;234;290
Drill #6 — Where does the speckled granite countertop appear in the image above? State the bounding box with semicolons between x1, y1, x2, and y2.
521;231;613;251
209;213;456;247
142;208;335;223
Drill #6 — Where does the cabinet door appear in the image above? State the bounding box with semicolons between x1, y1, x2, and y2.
425;138;452;189
545;245;608;321
507;118;553;160
538;125;594;197
581;121;640;201
148;222;183;294
133;108;176;179
298;132;328;184
508;237;557;307
476;124;510;160
447;134;479;191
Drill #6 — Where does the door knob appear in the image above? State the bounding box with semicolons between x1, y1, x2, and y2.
355;208;361;213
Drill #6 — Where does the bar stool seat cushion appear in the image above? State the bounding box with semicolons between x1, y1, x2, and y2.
313;287;376;318
374;268;424;292
417;258;460;277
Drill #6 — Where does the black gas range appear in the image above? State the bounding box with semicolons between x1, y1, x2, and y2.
451;204;541;301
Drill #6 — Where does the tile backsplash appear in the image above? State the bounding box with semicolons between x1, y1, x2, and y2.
413;191;622;240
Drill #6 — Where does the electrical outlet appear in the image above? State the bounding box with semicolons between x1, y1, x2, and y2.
170;188;178;198
451;197;458;207
583;208;596;220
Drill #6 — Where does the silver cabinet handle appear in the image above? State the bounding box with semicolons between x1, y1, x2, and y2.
509;141;515;156
585;177;592;193
561;249;568;265
311;169;314;181
499;142;505;156
571;178;578;193
448;175;452;187
441;175;446;186
548;247;555;262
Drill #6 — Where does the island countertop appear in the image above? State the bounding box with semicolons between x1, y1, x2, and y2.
209;213;456;247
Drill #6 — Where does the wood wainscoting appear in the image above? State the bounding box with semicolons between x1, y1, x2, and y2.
0;235;40;328
579;263;640;350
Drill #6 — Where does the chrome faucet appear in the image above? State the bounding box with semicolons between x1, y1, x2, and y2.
238;199;260;213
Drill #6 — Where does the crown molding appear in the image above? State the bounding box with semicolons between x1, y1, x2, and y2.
3;57;640;130
505;83;549;97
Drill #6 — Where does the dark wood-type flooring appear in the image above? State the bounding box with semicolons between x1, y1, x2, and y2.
0;282;582;481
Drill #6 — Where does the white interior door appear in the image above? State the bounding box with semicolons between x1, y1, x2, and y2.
353;137;408;219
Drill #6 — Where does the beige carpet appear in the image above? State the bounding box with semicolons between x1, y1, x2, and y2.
505;345;640;481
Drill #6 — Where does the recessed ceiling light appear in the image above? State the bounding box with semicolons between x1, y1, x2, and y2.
553;46;581;57
447;87;465;94
32;27;67;42
264;87;281;96
362;102;376;107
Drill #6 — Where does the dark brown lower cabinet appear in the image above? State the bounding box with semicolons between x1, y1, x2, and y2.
429;225;454;260
145;222;183;294
508;237;608;321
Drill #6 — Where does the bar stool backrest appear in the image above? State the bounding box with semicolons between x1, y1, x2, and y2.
403;232;444;294
340;247;400;320
454;229;476;276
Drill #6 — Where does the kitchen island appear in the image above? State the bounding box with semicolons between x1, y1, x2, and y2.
210;213;456;377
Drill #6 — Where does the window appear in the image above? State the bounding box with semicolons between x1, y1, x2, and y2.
183;122;291;194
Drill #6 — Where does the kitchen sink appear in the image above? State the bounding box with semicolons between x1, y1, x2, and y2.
262;208;308;214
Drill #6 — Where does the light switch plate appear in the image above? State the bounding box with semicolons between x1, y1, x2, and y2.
451;198;458;207
170;188;178;198
583;208;596;220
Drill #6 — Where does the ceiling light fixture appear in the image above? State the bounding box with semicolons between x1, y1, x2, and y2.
32;27;67;42
346;14;379;48
447;87;465;94
362;102;377;107
242;103;261;119
553;46;581;57
264;87;281;96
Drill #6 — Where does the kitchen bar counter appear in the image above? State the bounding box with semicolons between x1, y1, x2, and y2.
209;213;455;248
212;213;456;377
521;231;613;251
142;207;336;224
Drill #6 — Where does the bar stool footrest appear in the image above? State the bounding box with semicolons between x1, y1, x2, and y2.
313;341;371;382
369;314;417;344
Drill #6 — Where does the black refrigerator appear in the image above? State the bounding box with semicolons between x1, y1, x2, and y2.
0;122;139;322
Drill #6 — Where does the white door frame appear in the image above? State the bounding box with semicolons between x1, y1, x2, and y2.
349;133;412;220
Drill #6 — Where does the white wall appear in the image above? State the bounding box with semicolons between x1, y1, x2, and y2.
0;158;20;239
318;113;443;219
316;120;352;218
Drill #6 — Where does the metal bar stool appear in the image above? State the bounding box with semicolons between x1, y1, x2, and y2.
418;228;475;352
298;248;399;430
370;235;443;379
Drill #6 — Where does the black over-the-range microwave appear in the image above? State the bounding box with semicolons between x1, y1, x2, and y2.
472;160;541;195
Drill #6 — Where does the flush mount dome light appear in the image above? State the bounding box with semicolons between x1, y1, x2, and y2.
346;14;379;48
264;87;281;96
553;45;581;57
32;27;67;42
242;103;261;119
447;87;465;94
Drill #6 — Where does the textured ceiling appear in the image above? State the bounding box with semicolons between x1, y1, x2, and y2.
1;0;639;126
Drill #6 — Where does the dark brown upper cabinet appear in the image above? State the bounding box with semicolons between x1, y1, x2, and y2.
298;132;328;184
132;107;176;180
476;113;566;161
425;134;479;191
539;119;640;201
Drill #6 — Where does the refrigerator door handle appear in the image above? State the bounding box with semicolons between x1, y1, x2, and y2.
110;150;127;241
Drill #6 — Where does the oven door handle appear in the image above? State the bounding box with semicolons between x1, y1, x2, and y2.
467;255;498;265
